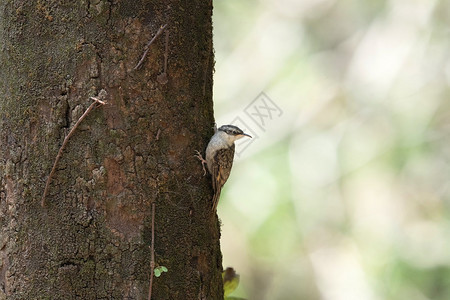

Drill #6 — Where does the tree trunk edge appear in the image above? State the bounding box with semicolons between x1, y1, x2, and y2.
0;1;222;299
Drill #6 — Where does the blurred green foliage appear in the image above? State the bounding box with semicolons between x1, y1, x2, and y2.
223;267;241;298
213;0;450;299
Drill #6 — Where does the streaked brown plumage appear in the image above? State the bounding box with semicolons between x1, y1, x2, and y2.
211;144;235;212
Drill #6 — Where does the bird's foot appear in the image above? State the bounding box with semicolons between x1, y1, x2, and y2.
194;150;207;176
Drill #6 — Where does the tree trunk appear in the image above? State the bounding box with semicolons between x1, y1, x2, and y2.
0;1;221;299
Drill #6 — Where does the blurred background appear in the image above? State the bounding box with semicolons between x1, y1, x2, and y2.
212;0;450;299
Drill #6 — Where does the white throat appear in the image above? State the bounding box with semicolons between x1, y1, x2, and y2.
205;131;240;171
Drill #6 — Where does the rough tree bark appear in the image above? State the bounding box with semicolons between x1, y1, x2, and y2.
0;1;222;299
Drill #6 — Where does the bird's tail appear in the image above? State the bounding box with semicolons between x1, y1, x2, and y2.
212;188;222;213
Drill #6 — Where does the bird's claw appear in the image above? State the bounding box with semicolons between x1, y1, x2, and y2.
194;150;207;176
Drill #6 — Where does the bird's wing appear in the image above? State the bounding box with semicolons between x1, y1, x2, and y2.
211;145;235;211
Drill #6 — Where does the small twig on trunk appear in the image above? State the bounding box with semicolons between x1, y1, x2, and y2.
41;93;107;207
135;24;168;70
148;202;156;300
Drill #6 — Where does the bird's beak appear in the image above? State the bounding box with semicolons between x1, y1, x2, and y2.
242;133;252;138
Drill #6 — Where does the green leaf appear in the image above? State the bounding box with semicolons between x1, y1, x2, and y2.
154;266;168;278
154;268;161;277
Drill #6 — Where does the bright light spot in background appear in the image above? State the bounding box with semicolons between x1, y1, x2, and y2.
310;241;376;300
289;134;339;188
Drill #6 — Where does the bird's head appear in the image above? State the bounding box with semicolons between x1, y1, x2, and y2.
218;124;252;145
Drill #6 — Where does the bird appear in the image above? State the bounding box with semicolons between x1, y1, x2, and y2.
195;124;252;212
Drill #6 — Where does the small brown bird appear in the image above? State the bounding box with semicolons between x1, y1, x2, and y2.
195;125;252;212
